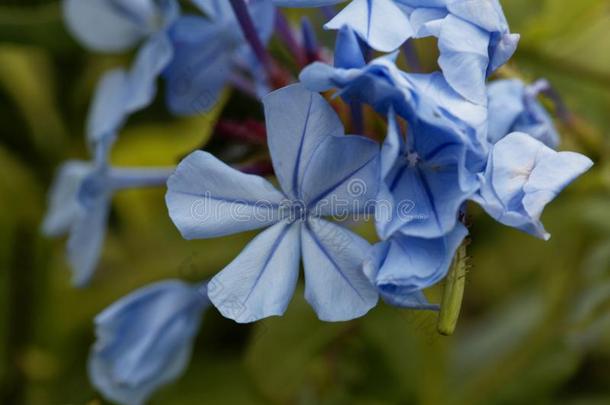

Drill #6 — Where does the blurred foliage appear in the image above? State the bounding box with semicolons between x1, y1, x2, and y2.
1;0;610;404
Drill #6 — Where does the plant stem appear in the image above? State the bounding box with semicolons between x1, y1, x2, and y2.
437;242;468;336
229;0;286;88
275;12;306;67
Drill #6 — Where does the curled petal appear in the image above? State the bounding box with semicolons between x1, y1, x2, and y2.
437;15;490;105
364;222;468;305
90;280;208;405
325;0;414;52
474;132;593;239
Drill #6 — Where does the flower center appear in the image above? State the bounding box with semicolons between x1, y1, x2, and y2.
406;151;420;168
280;200;308;222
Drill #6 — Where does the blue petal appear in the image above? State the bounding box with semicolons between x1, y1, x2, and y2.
190;1;275;98
488;79;559;148
325;0;414;52
166;151;286;239
474;132;593;239
164;16;234;115
86;69;129;145
379;161;471;239
298;62;342;92
487;79;525;144
302;217;378;321
364;222;468;298
125;33;174;113
408;6;447;37
208;221;301;323
90;280;207;405
42;161;94;237
362;237;434;310
334;26;366;69
63;0;153;52
445;0;507;32
376;110;478;239
437;15;490;105
66;195;110;286
380;108;406;178
263;84;345;199
407;71;488;144
301;134;380;216
488;32;519;73
87;33;173;144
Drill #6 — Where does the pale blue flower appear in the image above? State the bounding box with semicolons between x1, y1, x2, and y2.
164;0;276;115
473;132;593;240
64;0;177;144
42;134;174;286
166;84;380;322
488;78;560;148
375;109;478;239
89;280;209;405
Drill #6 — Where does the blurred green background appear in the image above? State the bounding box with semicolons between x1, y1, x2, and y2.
1;0;610;404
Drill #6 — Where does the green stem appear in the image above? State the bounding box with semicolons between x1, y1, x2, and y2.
437;242;468;336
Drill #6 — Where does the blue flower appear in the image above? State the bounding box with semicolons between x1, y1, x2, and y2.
166;84;380;322
473;132;593;240
42;134;174;286
64;0;177;141
164;0;276;115
279;0;519;104
64;0;275;124
89;280;209;405
488;79;560;148
375;109;478;240
300;26;488;157
363;222;468;309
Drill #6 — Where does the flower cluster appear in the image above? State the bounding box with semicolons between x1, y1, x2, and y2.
43;0;593;403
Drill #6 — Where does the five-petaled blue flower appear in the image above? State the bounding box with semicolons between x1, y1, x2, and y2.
166;84;380;322
362;109;471;308
89;280;209;405
375;108;478;240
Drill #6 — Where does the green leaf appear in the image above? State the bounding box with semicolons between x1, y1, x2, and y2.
110;92;228;166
